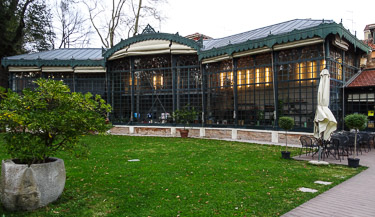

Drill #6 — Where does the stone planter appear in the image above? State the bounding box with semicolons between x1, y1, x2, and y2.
1;157;66;211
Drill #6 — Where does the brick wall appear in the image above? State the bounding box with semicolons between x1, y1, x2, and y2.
110;126;130;135
237;130;272;142
278;133;301;145
205;129;231;139
184;128;200;137
110;125;310;145
135;127;171;136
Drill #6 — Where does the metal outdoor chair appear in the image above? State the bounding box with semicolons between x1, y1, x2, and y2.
329;138;340;160
358;132;371;153
370;134;375;150
348;133;362;156
330;134;350;162
324;138;337;160
299;136;317;157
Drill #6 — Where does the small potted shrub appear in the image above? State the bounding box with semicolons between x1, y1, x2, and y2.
256;110;264;126
172;105;198;138
344;113;368;168
0;79;111;211
279;116;294;159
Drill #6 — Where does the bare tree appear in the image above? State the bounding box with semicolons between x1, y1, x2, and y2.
133;0;142;36
84;0;166;48
52;0;92;49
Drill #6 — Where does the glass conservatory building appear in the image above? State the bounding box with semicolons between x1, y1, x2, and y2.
1;19;370;132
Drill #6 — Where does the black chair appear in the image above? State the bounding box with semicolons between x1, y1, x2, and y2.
329;138;340;160
299;136;317;157
347;133;362;156
330;134;349;162
358;132;371;153
322;137;338;160
370;134;375;150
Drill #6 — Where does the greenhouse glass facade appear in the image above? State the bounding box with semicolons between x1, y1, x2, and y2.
2;19;370;132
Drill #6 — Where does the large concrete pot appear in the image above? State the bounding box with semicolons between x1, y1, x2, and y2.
1;157;66;211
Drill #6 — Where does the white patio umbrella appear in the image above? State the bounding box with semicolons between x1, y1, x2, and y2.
314;69;337;141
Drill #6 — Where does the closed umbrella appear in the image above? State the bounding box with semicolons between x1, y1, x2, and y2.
314;69;337;160
314;69;337;140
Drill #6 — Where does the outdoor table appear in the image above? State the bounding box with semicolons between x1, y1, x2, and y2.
311;139;337;160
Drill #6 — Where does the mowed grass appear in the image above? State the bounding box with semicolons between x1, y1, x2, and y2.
0;135;365;216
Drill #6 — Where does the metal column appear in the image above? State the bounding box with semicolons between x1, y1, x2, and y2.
233;58;238;126
130;57;135;123
172;55;177;113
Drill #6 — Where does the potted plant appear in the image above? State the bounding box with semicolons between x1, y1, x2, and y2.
0;79;111;211
172;105;198;138
344;113;368;168
256;110;264;126
279;116;294;159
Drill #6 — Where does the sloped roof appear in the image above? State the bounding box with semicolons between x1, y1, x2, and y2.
2;19;370;67
364;24;375;31
363;39;375;50
103;32;201;60
200;19;370;60
2;48;105;67
202;19;334;51
5;48;103;60
346;69;375;88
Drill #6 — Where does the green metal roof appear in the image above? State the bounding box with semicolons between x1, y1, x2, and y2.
199;19;371;60
1;48;105;67
1;20;370;67
103;32;202;60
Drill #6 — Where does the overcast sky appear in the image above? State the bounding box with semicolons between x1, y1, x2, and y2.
157;0;374;40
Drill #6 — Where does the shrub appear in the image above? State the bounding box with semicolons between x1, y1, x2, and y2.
172;105;198;129
0;79;112;165
345;113;368;157
279;117;294;131
279;116;294;152
344;113;368;131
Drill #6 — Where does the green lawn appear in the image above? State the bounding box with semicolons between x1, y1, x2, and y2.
0;135;365;216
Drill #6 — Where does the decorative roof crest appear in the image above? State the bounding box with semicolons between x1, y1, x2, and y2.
142;24;156;34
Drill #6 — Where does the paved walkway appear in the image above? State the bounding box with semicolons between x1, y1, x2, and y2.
282;150;375;217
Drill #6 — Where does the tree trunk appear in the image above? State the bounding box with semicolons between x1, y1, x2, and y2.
354;129;357;157
285;131;288;152
133;0;142;36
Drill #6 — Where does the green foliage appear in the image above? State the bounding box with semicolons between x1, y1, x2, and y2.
0;0;54;58
0;135;363;216
279;116;294;151
0;79;112;165
22;0;54;52
256;110;264;120
278;99;284;117
344;113;368;131
279;116;294;131
172;105;199;129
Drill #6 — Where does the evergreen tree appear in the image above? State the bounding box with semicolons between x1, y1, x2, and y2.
22;1;55;52
0;0;54;88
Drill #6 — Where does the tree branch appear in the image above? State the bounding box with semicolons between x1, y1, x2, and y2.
83;0;109;48
12;0;34;45
133;0;142;36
